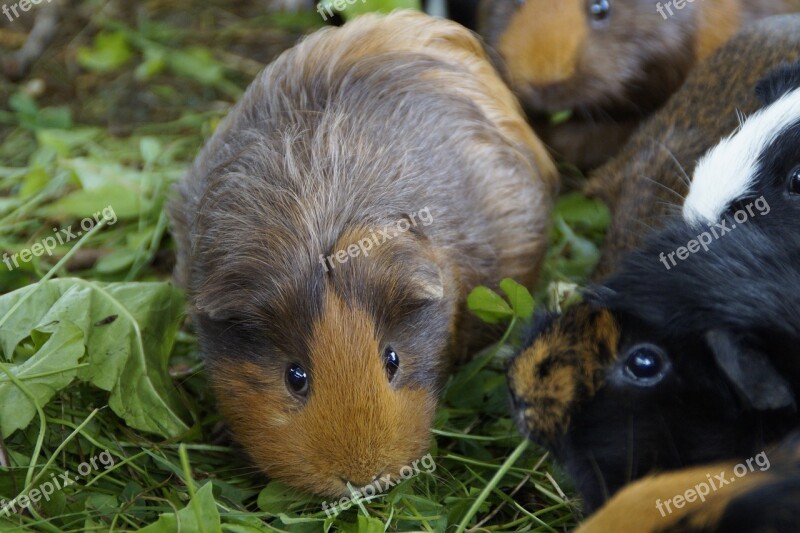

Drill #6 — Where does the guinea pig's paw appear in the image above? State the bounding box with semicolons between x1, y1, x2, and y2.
507;303;619;448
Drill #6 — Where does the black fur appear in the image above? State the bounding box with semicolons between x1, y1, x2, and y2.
444;0;480;29
564;115;800;510
755;61;800;105
525;81;800;512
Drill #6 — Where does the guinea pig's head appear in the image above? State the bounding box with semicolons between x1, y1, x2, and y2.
479;0;704;113
508;63;800;512
187;169;454;496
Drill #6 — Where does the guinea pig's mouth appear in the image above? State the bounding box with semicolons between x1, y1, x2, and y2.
520;82;611;118
512;406;547;449
507;380;570;451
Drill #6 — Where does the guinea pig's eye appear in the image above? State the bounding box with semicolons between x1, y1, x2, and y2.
588;0;611;22
623;344;668;385
286;363;309;396
788;165;800;195
382;346;399;382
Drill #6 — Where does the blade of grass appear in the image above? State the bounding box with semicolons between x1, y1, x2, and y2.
455;439;530;533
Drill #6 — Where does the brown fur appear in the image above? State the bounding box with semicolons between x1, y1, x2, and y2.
478;0;793;169
578;434;800;532
212;291;435;495
497;1;588;86
588;14;800;278
576;460;762;532
694;0;742;60
170;11;556;496
508;304;619;447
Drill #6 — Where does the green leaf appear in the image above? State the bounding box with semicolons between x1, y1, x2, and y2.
60;157;145;191
38;184;139;220
554;192;610;233
221;515;272;533
257;481;315;514
138;482;222;533
0;321;83;437
36;128;100;157
550;109;573;125
356;515;385;533
466;286;513;324
167;47;224;86
77;31;133;72
95;248;138;274
135;46;168;80
499;278;535;320
18;166;49;199
9;92;38;116
140;137;162;165
0;279;190;437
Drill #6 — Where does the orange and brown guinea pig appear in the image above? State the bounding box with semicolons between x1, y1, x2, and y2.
169;11;556;497
577;432;800;532
477;0;794;169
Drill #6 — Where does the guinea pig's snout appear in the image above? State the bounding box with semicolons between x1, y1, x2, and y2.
338;469;386;490
507;305;621;448
509;349;589;449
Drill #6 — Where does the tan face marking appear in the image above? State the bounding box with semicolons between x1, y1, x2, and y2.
498;1;589;87
509;304;620;445
212;289;437;496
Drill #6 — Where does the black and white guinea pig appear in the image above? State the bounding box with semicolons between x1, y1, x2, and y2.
507;62;800;512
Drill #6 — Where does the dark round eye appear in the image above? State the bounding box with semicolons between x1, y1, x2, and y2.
589;0;611;21
383;346;399;382
286;364;309;396
788;166;800;195
624;344;668;384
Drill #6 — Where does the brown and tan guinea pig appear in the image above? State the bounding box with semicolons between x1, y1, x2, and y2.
169;11;556;497
577;432;800;532
477;0;794;169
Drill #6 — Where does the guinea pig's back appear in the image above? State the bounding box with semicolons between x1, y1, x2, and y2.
589;14;800;278
171;11;556;302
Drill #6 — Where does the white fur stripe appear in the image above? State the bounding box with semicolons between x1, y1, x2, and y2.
684;87;800;224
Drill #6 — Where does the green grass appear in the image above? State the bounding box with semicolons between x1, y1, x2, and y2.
0;2;609;531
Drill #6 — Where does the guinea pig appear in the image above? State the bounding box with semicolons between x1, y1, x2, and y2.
588;13;800;278
577;432;800;532
477;0;794;169
507;60;800;512
169;11;557;497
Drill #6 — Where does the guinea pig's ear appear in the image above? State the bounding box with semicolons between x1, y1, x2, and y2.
705;329;796;412
755;62;800;106
407;260;444;301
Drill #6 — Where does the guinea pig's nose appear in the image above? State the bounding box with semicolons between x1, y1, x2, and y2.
508;392;520;410
339;469;386;488
508;390;528;411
